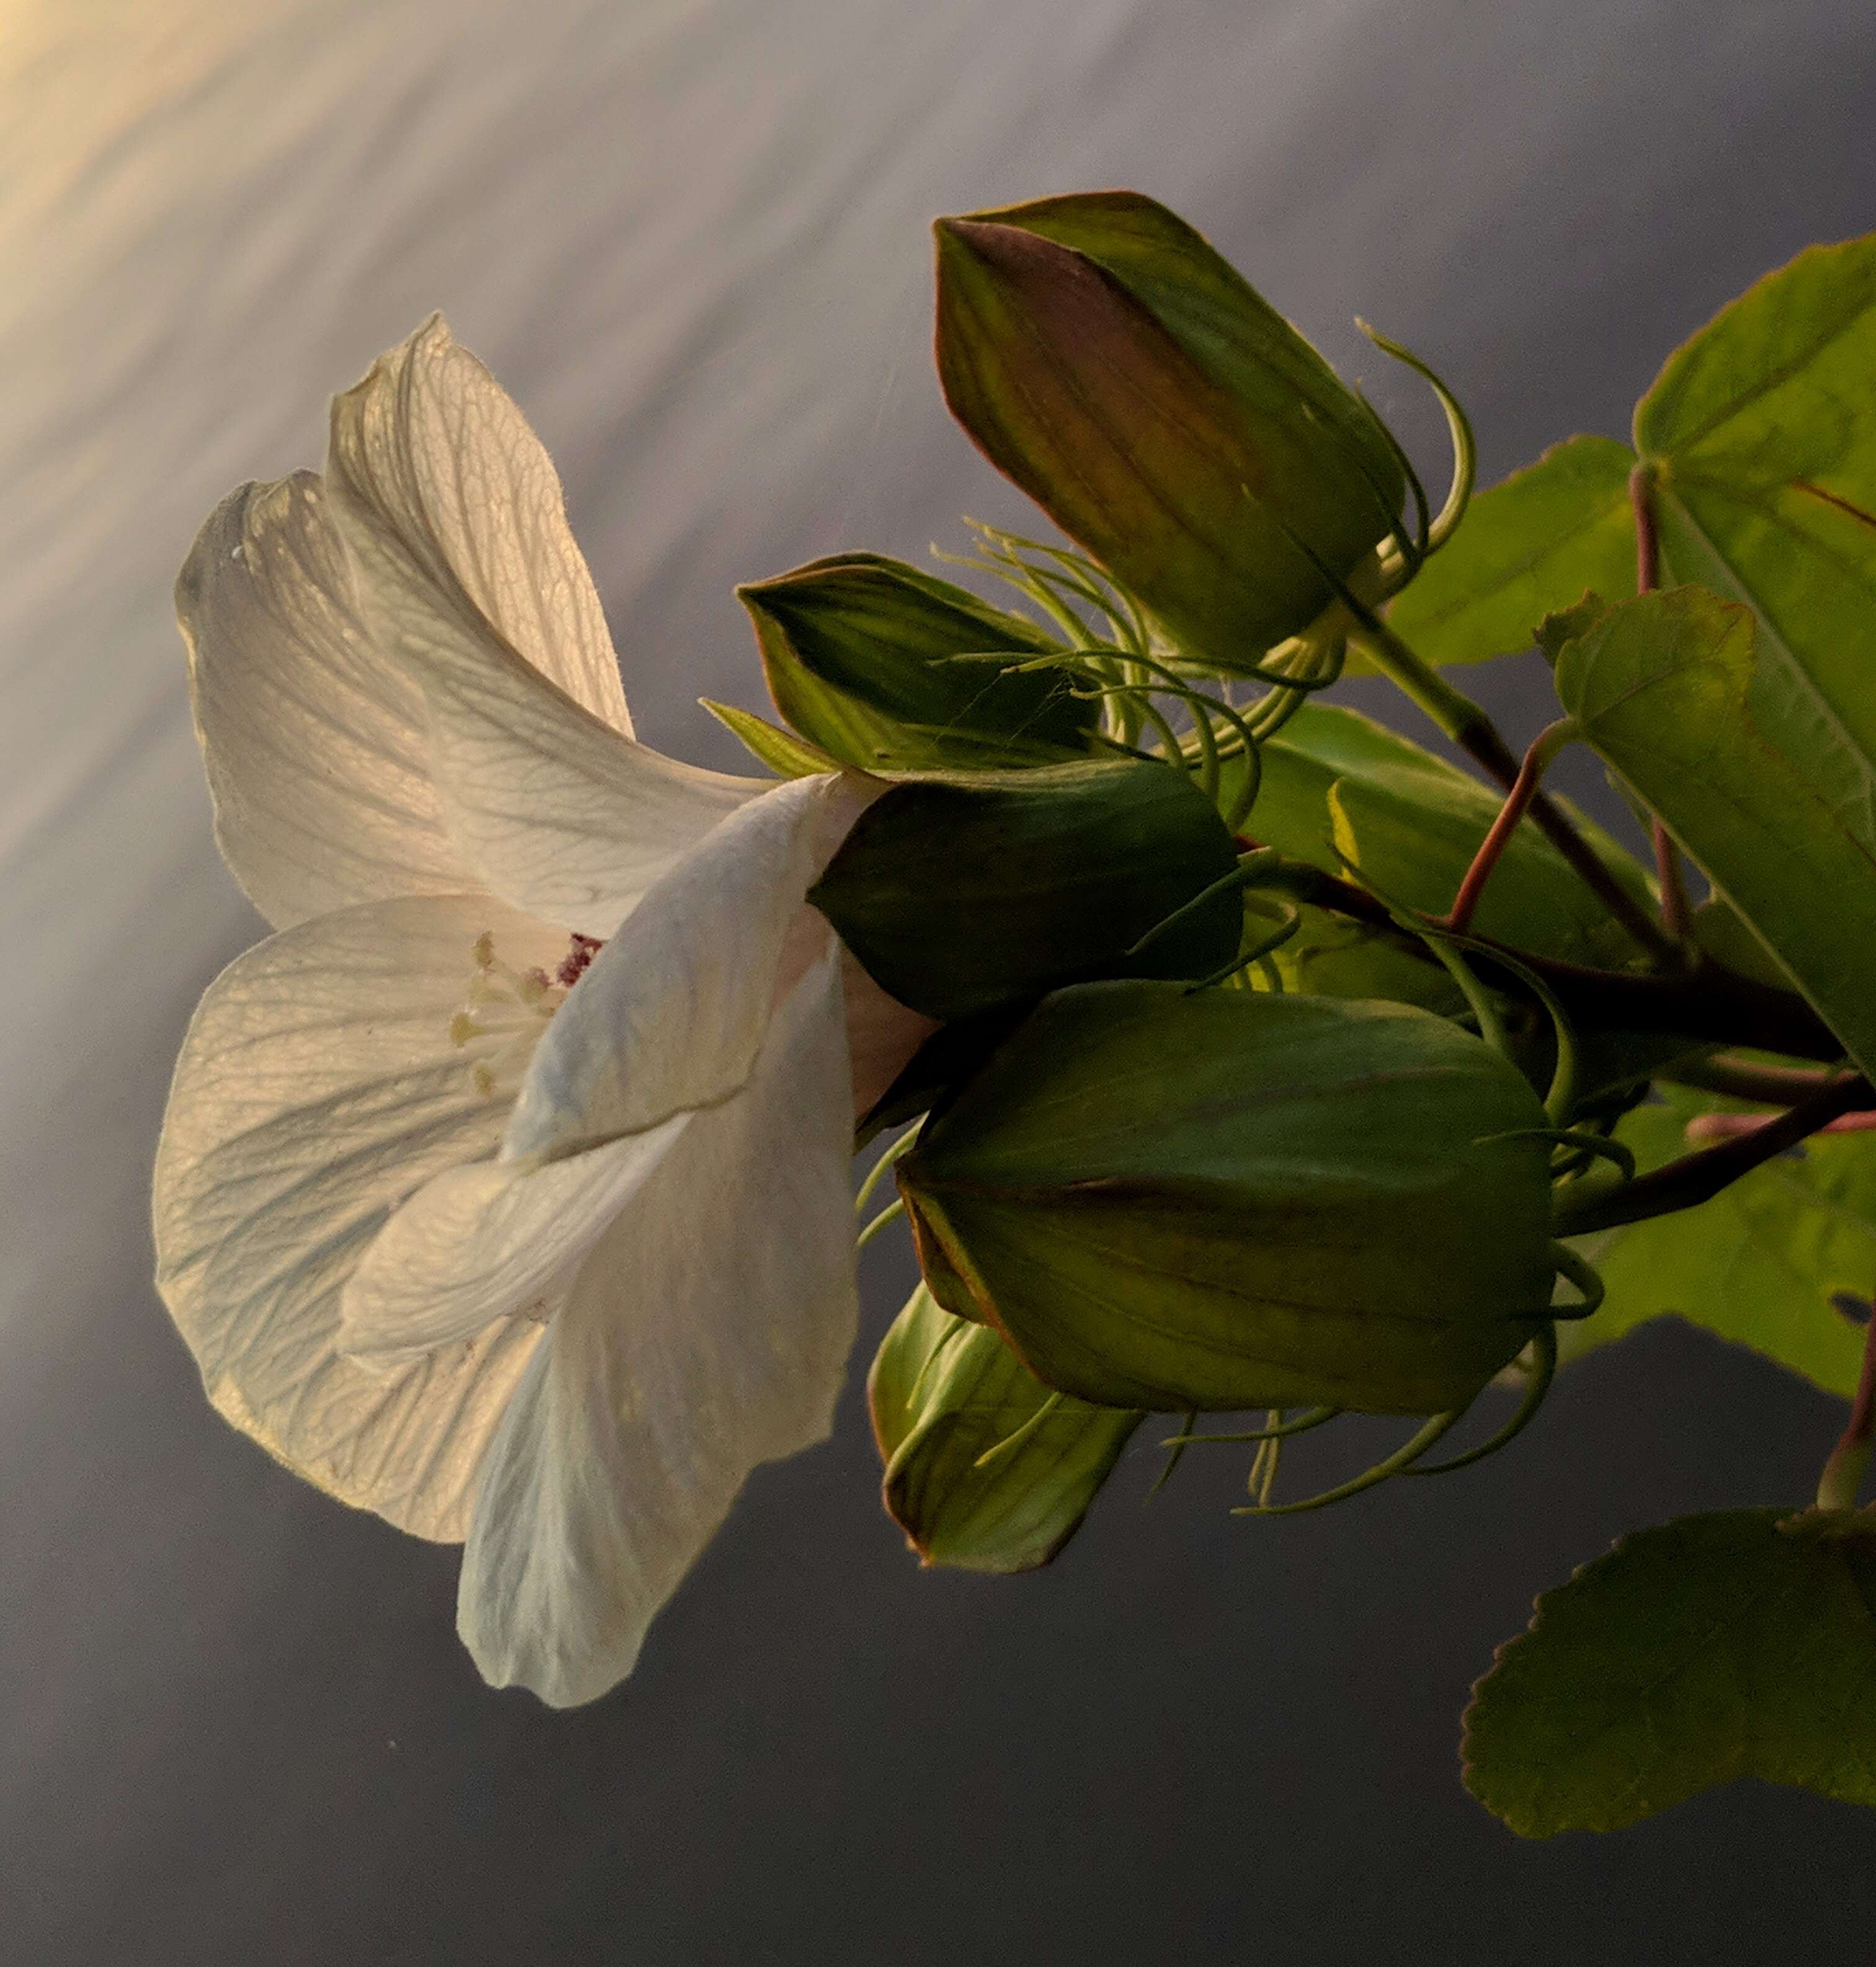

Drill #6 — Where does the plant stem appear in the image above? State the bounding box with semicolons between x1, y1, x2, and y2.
1440;718;1576;935
1349;617;1679;961
1647;819;1692;943
1660;1054;1846;1102
1630;462;1661;593
1555;1074;1874;1235
1686;1108;1876;1140
1817;1293;1876;1511
1629;462;1695;944
1264;858;1845;1060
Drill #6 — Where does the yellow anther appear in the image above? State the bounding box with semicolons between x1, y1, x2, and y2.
450;931;577;1102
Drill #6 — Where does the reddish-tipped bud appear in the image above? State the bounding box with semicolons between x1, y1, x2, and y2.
933;192;1406;675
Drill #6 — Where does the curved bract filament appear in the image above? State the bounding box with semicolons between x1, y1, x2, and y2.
1547;1242;1605;1320
1405;1324;1558;1478
1232;1407;1468;1517
943;520;1358;839
1186;1237;1596;1515
1356;321;1476;563
1159;1406;1342;1448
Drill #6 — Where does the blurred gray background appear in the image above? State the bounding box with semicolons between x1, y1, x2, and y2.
2;1;1874;1960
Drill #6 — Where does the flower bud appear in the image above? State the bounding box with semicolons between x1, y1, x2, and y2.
933;192;1405;674
897;982;1558;1414
868;1283;1140;1572
809;757;1241;1021
737;553;1097;771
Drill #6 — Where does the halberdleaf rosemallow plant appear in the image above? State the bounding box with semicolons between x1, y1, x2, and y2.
158;195;1876;1834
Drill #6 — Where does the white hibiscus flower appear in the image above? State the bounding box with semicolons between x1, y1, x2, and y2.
154;318;934;1708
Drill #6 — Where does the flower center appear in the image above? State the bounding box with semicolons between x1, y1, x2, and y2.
450;930;601;1099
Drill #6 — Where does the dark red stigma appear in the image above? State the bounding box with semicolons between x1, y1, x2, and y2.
555;933;605;988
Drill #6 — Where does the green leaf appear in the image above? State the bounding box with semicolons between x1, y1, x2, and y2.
1552;586;1876;1079
932;194;1402;674
1534;592;1615;666
1328;773;1648;971
868;1283;1140;1573
699;699;838;778
736;553;1094;772
1689;894;1793;992
1636;236;1876;811
1463;1507;1876;1836
1381;435;1638;668
1261;902;1463;1014
1560;1083;1872;1397
810;757;1242;1021
1222;701;1655;968
1222;700;1479;863
1389;233;1876;686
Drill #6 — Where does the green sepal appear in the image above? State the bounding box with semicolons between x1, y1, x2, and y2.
699;698;839;778
738;552;1096;771
867;1283;1141;1573
1463;1507;1876;1836
898;981;1557;1414
933;192;1404;674
1551;585;1876;1081
809;757;1241;1021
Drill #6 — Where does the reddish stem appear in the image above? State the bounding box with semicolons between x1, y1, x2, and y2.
1629;462;1694;943
1818;1289;1876;1510
1630;462;1661;592
1686;1108;1876;1141
1844;1312;1876;1457
1558;1073;1874;1234
1440;729;1557;936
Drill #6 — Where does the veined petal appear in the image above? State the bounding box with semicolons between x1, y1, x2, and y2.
413;614;764;937
176;473;468;929
338;1122;683;1368
321;313;766;934
325;314;632;735
505;772;875;1161
153;892;566;1540
457;945;859;1707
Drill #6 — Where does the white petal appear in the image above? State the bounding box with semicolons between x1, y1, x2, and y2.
153;892;568;1539
175;473;468;929
325;314;632;734
457;945;859;1706
505;772;874;1161
337;1122;683;1368
321;313;765;934
413;612;764;937
840;948;940;1121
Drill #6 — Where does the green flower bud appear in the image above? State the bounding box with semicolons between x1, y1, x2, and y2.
809;757;1241;1021
932;191;1406;675
868;1283;1140;1572
736;552;1098;771
897;982;1560;1414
